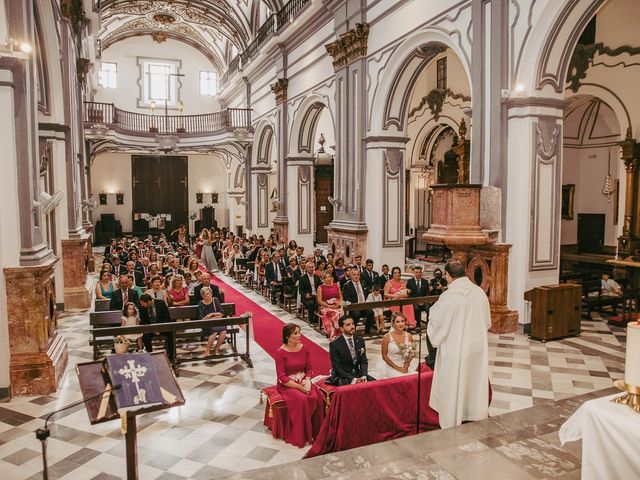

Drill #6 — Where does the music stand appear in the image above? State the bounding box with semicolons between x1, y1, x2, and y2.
75;352;185;480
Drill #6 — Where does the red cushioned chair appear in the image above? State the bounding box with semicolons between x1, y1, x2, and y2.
261;386;288;440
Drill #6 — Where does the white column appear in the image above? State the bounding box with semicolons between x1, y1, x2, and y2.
286;157;314;252
0;66;22;395
506;100;564;318
364;138;408;268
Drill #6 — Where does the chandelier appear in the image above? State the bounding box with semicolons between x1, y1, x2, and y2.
601;150;614;203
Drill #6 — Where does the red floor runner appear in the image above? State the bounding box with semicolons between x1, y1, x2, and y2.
210;274;332;375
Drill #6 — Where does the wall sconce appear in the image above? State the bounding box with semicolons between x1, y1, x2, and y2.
99;193;107;205
116;193;124;205
196;192;203;204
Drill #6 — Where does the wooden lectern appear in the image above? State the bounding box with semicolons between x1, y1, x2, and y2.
524;284;581;342
76;352;185;480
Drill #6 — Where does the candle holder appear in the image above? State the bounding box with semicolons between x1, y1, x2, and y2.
613;380;640;413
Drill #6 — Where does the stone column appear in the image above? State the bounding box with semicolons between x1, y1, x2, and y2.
60;238;90;309
271;72;289;242
618;128;640;258
364;137;409;267
505;98;565;317
1;1;67;395
325;19;370;260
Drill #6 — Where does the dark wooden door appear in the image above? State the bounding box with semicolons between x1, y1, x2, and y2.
132;155;188;235
577;213;605;253
314;165;333;244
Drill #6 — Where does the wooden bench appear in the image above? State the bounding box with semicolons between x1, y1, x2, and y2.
89;311;125;359
169;304;240;348
90;314;253;374
574;279;624;319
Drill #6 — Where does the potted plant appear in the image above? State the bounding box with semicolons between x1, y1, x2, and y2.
113;335;130;354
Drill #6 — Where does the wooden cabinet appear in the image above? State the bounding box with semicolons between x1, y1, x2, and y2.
524;284;581;342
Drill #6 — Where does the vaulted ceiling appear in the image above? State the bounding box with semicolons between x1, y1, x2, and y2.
99;0;284;72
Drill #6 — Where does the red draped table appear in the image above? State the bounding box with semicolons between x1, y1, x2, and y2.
304;370;440;458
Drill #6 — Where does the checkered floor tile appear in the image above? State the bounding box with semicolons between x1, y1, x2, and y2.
0;266;626;479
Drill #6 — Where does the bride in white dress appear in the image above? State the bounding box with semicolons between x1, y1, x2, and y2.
378;312;416;378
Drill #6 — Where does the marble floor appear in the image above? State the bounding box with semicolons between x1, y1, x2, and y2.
0;271;627;479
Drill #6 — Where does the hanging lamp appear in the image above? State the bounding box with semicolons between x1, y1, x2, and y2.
601;149;614;203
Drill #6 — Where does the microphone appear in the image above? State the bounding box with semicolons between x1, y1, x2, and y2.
36;384;121;480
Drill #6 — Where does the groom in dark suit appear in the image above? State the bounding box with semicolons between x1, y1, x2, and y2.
327;316;375;386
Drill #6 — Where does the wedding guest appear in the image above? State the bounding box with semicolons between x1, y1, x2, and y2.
601;272;623;297
138;294;174;360
191;272;222;303
406;265;430;325
366;284;385;333
334;257;346;280
121;302;143;351
326;315;374;385
110;274;140;311
145;275;169;303
199;228;218;272
168;275;190;308
298;261;321;324
379;312;415;378
379;264;391;285
429;268;448;295
95;270;114;300
126;261;144;288
427;259;491;428
342;268;374;334
187;258;200;275
384;266;416;328
265;252;287;305
286;240;298;258
198;287;226;356
127;274;144;298
361;258;379;290
274;323;325;448
317;271;343;340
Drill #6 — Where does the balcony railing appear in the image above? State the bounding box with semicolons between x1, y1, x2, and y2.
84;102;252;135
220;0;312;88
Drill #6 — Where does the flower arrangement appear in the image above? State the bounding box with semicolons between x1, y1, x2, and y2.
114;335;130;344
398;340;416;363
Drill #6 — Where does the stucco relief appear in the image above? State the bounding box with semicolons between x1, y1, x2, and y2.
529;117;562;271
383;149;404;247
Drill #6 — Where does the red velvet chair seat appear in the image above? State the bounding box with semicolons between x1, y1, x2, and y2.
261;385;288;440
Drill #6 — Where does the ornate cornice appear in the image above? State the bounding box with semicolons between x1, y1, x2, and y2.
270;78;288;105
567;42;640;93
325;23;370;72
76;58;92;85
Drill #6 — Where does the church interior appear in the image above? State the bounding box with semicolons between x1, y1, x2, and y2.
0;0;639;478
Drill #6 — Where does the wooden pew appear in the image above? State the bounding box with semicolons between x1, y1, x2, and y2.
90;314;253;373
94;299;111;311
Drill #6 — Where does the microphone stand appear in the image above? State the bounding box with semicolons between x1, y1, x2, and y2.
36;384;121;480
415;311;426;435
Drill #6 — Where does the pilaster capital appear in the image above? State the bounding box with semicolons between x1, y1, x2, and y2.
325;22;370;72
270;78;288;105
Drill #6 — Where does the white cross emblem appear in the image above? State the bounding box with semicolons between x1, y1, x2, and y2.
118;359;148;405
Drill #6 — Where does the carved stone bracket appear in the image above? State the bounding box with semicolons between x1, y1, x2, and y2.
270;78;289;105
325;23;370;72
567;42;640;93
76;57;92;85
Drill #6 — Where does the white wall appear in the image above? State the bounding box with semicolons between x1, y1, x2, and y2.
94;36;221;115
91;153;230;236
561;147;620;246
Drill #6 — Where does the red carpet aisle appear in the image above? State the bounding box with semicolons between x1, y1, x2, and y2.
210;274;332;374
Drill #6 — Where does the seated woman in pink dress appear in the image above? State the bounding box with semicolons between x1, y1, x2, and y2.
316;271;343;340
274;323;325;448
383;266;416;328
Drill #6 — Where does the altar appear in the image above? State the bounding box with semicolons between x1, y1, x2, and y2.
560;394;640;479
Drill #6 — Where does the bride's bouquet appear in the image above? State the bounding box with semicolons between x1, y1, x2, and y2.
398;340;416;362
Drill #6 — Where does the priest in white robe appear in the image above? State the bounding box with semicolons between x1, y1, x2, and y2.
427;259;491;429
